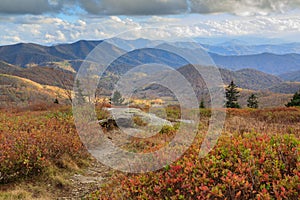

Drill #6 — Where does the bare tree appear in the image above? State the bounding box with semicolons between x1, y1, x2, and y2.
49;65;109;105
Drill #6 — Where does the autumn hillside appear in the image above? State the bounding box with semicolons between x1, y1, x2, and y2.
0;74;69;107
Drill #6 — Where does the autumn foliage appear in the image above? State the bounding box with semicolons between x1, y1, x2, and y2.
1;105;300;199
90;107;300;200
0;107;89;183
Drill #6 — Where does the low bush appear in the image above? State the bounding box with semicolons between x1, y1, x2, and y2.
133;115;148;127
0;107;89;183
159;125;176;135
88;107;300;199
91;132;300;199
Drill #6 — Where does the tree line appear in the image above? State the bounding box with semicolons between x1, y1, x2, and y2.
223;81;300;109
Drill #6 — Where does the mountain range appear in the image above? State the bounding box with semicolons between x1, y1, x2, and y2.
279;70;300;82
0;38;300;107
1;39;300;75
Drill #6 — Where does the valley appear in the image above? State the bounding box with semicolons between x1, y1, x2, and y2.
0;38;300;108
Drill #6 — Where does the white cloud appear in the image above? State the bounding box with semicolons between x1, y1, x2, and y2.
1;14;300;45
2;35;21;43
77;20;86;26
110;16;123;23
56;30;66;40
30;29;42;36
147;16;181;23
45;33;56;42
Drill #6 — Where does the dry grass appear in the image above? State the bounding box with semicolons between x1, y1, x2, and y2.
0;74;70;107
0;186;53;200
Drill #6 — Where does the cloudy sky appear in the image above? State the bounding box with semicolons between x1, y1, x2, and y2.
1;0;300;45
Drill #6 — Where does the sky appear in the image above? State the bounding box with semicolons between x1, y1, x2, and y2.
0;0;300;45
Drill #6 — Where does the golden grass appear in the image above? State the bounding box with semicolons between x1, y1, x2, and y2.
0;187;52;200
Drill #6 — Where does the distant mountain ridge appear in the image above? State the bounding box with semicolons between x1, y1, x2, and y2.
202;43;300;56
268;82;300;94
279;70;300;82
0;39;300;75
210;53;300;75
0;59;287;93
177;65;283;92
0;40;102;67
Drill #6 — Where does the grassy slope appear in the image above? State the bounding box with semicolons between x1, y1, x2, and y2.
0;74;69;106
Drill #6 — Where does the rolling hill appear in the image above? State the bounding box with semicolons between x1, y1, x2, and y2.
176;65;283;92
210;53;300;75
221;68;283;90
0;74;68;106
267;82;300;94
0;61;74;89
279;70;300;82
0;40;102;67
0;38;299;108
0;60;296;108
0;39;300;75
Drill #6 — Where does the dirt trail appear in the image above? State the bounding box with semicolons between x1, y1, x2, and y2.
57;161;112;200
57;108;176;199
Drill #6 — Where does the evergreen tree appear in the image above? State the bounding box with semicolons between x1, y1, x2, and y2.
286;91;300;107
199;99;205;109
225;81;240;108
111;90;125;106
247;94;259;109
54;98;59;104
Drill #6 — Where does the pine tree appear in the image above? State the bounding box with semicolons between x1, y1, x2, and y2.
111;90;125;106
54;98;59;104
286;91;300;107
225;81;240;108
247;94;258;109
199;99;205;109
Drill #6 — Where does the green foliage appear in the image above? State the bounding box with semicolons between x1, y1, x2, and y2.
150;105;181;121
247;94;259;109
286;91;300;107
159;125;175;135
110;90;125;106
226;81;240;108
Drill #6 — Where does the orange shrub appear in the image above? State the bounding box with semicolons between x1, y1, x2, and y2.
89;108;300;200
0;108;89;183
90;130;300;199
